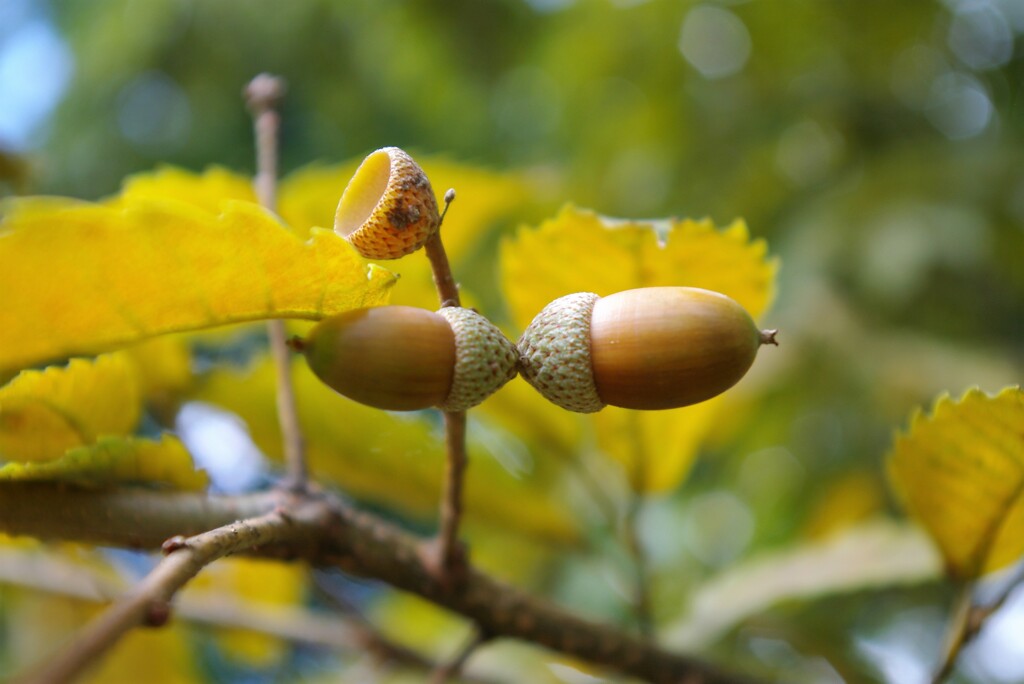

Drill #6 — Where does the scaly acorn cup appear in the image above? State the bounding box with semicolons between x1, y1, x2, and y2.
295;305;518;412
334;147;441;259
517;287;777;412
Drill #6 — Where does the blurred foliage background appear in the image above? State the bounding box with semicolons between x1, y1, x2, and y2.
1;0;1023;682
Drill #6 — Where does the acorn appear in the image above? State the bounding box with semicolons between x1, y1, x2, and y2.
295;305;518;411
334;147;440;260
517;287;777;412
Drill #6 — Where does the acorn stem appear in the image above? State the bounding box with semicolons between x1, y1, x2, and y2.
423;203;470;586
434;411;469;586
246;73;308;491
623;412;653;639
439;188;456;227
760;329;779;346
425;229;461;309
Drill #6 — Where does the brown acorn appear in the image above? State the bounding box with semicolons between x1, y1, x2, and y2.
334;147;440;260
517;287;777;412
297;305;518;411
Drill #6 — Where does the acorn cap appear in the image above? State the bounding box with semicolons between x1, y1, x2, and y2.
335;147;441;260
516;292;605;413
437;306;519;411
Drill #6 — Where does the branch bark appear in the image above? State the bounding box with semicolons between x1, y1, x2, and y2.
0;483;761;684
0;546;500;683
16;507;311;684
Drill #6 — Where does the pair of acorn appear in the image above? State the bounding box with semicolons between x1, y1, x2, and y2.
293;147;777;414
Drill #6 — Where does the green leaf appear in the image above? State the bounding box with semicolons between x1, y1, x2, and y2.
0;434;208;491
888;386;1024;579
664;520;941;650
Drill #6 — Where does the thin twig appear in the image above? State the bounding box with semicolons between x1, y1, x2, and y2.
424;190;459;309
568;453;623;526
19;510;299;684
245;73;285;212
429;627;489;684
975;560;1024;623
0;545;364;652
0;546;505;682
623;492;653;639
312;574;439;670
932;580;975;684
0;484;764;684
434;411;468;581
933;562;1024;684
312;574;498;682
422;190;470;583
244;73;308;490
932;474;1024;683
624;411;653;638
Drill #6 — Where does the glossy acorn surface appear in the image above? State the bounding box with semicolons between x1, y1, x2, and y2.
302;306;455;411
518;287;774;412
590;287;764;410
300;305;518;412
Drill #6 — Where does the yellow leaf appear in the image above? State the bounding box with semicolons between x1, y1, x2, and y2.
5;588;196;683
187;557;306;668
111;165;257;216
369;592;470;656
594;403;724;492
887;387;1024;579
276;161;358;238
476;376;583;460
86;624;198;684
501;205;776;329
121;335;194;418
0;434;208;491
197;356;578;542
279;158;537;310
0;355;140;462
499;206;778;492
0;197;397;372
802;470;886;540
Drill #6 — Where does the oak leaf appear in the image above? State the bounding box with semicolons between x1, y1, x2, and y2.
888;386;1024;579
0;434;208;491
0;354;139;462
0;194;396;372
498;206;777;492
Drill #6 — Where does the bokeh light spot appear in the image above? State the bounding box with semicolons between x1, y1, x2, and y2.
925;71;992;140
775;119;843;187
0;20;73;149
682;490;754;567
176;402;267;494
890;44;947;110
678;5;752;80
948;0;1014;71
116;71;192;151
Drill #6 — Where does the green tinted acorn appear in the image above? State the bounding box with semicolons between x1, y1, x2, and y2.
517;287;777;412
296;305;518;411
